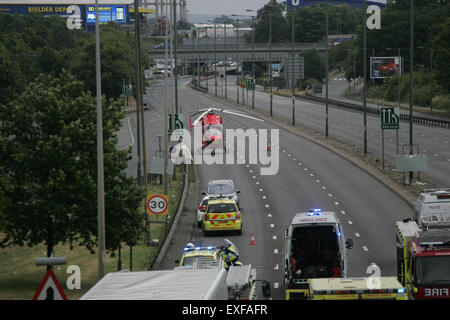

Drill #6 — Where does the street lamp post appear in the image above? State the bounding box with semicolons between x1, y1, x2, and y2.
362;0;367;154
269;14;273;118
409;0;414;181
325;0;329;138
214;22;217;97
245;10;257;110
95;0;105;280
232;15;240;104
291;11;295;126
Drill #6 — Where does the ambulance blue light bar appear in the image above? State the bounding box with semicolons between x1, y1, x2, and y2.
397;288;406;293
308;208;322;216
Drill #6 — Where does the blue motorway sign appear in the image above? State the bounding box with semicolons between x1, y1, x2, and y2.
86;5;127;25
286;0;386;9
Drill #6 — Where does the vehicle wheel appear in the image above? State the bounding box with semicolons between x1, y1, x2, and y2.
197;221;202;228
236;229;242;236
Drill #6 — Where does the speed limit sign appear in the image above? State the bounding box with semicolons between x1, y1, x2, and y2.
146;194;169;216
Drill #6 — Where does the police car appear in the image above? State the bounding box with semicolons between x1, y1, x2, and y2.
202;198;242;236
174;245;221;269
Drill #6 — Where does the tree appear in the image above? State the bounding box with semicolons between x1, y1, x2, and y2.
300;49;326;82
70;23;139;100
0;72;144;257
433;17;450;87
255;0;288;43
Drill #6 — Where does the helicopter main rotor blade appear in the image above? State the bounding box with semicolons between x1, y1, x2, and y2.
222;110;264;122
192;108;212;125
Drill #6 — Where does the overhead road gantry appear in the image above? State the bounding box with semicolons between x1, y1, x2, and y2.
148;42;326;63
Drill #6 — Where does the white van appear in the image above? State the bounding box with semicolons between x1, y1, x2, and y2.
415;189;450;226
284;209;353;300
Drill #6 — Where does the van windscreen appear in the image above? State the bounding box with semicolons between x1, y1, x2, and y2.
290;225;341;279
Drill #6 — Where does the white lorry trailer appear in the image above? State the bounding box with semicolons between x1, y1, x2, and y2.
80;267;228;300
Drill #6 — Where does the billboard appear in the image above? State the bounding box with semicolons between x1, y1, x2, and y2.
370;56;402;79
286;0;386;9
86;5;127;25
0;4;83;19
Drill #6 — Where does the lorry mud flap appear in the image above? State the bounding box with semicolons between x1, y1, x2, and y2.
286;289;309;300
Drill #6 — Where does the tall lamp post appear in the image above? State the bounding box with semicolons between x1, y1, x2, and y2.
409;0;414;181
269;14;273;118
325;0;329;138
291;10;295;126
232;15;240;104
95;0;105;280
362;0;367;153
246;9;256;110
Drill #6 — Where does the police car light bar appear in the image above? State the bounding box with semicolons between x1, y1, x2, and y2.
184;246;216;251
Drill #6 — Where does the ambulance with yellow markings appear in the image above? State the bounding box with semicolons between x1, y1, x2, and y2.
202;198;242;236
307;277;407;300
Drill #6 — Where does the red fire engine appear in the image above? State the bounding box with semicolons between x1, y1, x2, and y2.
396;217;450;299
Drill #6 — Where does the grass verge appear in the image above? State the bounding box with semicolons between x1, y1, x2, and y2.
0;165;186;300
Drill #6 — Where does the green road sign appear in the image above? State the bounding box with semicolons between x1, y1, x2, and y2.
380;107;399;129
169;114;184;136
246;79;255;91
122;84;133;96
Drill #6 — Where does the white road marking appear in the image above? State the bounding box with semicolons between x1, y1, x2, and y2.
270;224;275;228
249;170;253;173
252;176;256;179
274;249;278;254
288;153;291;157
293;158;296;161
316;180;320;183
362;246;369;252
274;283;279;289
259;188;263;192
273;235;277;240
328;193;333;197
310;173;314;177
268;214;272;218
265;204;270;208
304;168;309;171
322;186;326;190
298;163;302;166
262;196;267;199
334;201;339;205
274;264;279;270
355;233;360;238
348;221;353;225
340;210;346;215
256;181;260;185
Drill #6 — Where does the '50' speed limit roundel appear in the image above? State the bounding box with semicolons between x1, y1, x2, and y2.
146;194;168;215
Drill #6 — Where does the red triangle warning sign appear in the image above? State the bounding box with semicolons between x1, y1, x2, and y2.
32;269;67;300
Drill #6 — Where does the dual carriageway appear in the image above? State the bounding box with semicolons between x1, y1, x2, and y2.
117;75;450;300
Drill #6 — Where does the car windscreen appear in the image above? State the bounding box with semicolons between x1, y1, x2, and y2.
415;256;450;286
208;183;234;195
207;203;237;213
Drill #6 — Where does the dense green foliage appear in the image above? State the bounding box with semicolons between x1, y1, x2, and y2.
0;13;146;103
0;14;147;255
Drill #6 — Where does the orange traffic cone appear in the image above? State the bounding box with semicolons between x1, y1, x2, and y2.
250;233;256;245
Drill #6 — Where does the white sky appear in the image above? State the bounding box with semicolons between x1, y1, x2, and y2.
186;0;278;16
186;0;387;15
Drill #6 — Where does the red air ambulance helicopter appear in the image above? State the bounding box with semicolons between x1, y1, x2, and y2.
189;108;263;152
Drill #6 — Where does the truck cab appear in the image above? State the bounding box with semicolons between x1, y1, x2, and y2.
396;218;450;300
284;209;353;300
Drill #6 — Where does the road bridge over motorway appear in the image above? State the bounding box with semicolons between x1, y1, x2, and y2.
148;42;326;63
